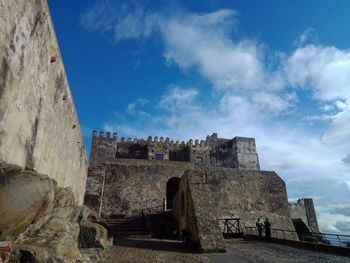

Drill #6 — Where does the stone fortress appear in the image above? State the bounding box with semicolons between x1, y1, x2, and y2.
85;130;320;251
89;131;259;169
0;0;328;261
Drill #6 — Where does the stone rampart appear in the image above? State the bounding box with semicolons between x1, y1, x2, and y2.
173;167;297;241
289;198;320;233
89;131;260;170
84;159;194;217
174;171;226;252
0;0;87;203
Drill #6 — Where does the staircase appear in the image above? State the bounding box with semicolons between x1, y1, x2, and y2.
104;216;150;238
146;211;178;239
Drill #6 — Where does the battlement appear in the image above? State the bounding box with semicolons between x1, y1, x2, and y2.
92;130;117;141
89;131;260;170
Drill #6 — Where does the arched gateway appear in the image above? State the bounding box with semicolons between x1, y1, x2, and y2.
166;177;180;210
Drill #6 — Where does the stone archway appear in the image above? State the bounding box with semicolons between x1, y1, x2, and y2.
166;177;180;210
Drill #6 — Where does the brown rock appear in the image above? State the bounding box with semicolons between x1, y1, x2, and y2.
0;169;55;240
78;221;113;249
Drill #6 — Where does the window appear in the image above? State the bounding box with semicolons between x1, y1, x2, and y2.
195;157;203;165
155;154;164;160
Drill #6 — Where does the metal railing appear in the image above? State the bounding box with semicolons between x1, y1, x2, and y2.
219;218;244;238
245;226;350;248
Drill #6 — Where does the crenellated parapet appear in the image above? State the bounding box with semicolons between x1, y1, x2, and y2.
89;131;260;170
89;130;118;167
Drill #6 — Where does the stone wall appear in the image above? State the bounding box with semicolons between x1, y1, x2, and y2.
88;131;260;170
232;137;260;170
206;167;295;232
0;0;87;203
174;167;297;241
84;159;194;217
289;198;320;232
173;171;226;252
89;131;117;167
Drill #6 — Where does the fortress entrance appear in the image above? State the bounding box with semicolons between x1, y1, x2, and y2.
166;177;180;210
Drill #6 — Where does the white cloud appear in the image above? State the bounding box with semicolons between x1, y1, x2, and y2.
126;98;150;117
252;92;292;113
294;27;318;47
81;2;350;234
161;12;265;92
283;45;350;101
158;85;198;111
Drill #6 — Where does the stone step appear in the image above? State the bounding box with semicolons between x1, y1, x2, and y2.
104;216;149;238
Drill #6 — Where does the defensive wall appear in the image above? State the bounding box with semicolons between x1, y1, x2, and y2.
89;131;260;170
172;168;297;243
290;198;320;233
85;143;297;229
85;159;194;217
84;130;308;250
0;0;87;203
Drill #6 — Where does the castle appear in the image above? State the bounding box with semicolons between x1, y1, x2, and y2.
84;130;319;251
89;131;260;170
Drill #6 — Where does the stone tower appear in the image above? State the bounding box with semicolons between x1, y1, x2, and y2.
89;131;117;167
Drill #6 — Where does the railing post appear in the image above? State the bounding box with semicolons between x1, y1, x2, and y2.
337;235;341;247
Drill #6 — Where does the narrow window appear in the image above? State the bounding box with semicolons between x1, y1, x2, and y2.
195;157;204;165
155;154;164;160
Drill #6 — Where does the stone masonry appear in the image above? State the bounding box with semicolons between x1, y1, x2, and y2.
89;131;260;170
84;130;310;250
0;0;87;203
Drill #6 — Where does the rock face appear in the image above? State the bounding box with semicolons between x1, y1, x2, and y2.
0;163;112;263
0;0;87;203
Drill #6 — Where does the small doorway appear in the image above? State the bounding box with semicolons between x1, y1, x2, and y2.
166;177;180;210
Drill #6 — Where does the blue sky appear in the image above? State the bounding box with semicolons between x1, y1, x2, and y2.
48;0;350;234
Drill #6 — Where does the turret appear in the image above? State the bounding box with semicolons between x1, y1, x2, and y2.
89;130;117;167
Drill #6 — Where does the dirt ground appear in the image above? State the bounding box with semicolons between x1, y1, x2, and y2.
102;238;350;263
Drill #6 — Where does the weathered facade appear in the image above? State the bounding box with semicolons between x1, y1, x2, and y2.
289;198;320;233
89;131;260;170
0;0;87;203
84;131;309;250
0;1;109;261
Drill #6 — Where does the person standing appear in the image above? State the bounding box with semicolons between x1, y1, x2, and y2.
256;217;263;237
264;218;271;240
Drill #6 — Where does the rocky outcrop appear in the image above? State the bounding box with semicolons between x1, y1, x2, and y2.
0;163;112;263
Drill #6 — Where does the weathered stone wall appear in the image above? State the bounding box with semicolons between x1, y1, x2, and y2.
206;167;294;231
289;198;320;232
89;131;260;170
84;167;105;216
85;159;194;217
290;200;308;225
174;171;226;252
174;167;296;240
117;139;148;160
89;131;117;167
232;137;260;170
303;199;319;233
0;0;87;203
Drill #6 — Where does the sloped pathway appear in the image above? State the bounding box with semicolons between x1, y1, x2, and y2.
102;238;350;263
